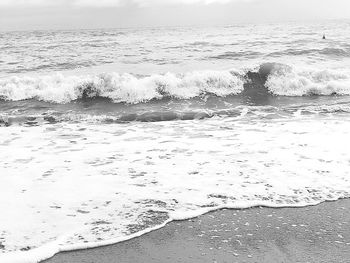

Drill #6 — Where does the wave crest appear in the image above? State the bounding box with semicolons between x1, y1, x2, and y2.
0;71;244;104
1;63;350;104
266;64;350;96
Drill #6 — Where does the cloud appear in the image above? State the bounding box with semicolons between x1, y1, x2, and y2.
73;0;123;7
132;0;233;6
0;0;253;8
0;0;57;6
132;0;243;7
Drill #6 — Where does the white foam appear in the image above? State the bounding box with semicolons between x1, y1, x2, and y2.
1;115;350;262
2;65;350;104
266;65;350;96
0;70;244;103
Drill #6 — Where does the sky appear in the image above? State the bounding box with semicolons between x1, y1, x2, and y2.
0;0;350;31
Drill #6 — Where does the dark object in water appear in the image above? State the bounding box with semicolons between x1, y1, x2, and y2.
323;34;326;40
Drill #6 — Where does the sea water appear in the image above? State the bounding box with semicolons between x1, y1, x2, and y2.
1;20;350;263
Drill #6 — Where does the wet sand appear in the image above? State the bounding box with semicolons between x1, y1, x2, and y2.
43;199;350;263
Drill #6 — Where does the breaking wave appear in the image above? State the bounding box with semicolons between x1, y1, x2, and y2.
266;64;350;96
1;63;350;104
0;71;244;104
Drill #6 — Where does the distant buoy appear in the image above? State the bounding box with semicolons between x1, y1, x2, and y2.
322;34;326;40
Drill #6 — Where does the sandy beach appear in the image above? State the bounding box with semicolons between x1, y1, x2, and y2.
43;199;350;263
2;13;350;263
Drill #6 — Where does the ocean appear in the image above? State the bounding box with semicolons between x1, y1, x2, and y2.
1;20;350;262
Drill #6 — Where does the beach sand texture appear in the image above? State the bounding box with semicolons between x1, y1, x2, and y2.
44;199;350;263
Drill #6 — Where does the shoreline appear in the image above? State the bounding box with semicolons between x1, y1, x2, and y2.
42;199;350;263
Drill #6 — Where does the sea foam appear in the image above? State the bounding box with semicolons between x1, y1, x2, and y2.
1;64;350;104
0;70;244;104
0;116;350;263
266;64;350;96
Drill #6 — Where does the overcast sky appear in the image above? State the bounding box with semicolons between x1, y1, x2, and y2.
0;0;350;31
